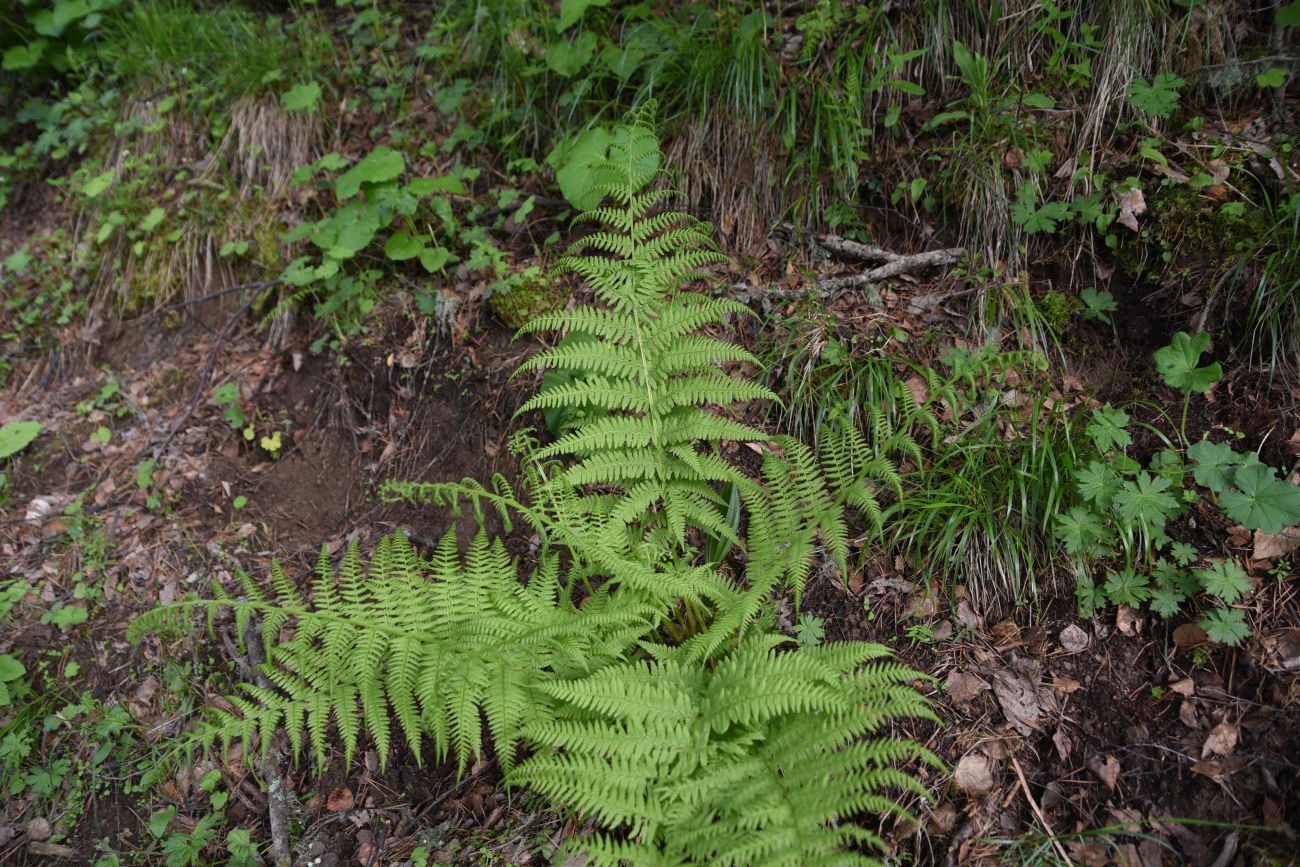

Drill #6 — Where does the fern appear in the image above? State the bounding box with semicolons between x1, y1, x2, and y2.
517;108;776;552
513;636;941;867
131;531;649;774
130;107;941;866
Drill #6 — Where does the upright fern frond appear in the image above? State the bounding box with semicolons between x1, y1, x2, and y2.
518;110;776;553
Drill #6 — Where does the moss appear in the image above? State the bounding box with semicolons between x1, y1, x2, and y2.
1038;290;1071;335
488;269;566;330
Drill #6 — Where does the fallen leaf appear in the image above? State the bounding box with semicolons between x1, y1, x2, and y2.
1180;700;1201;729
326;786;354;812
992;659;1042;735
953;753;995;795
945;671;989;706
1190;755;1247;782
27;842;79;859
1173;622;1210;651
1051;675;1082;694
1117;187;1147;232
930;620;953;641
1052;728;1073;762
955;599;981;630
1259;628;1300;671
1169;677;1196;696
1088;753;1121;790
1059;623;1089;652
1227;524;1252;548
990;620;1021;648
1252;526;1300;561
25;818;51;842
1201;719;1239;758
1116;605;1142;636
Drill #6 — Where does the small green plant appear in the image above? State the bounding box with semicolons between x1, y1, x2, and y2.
1079;287;1117;324
1126;73;1186;119
1056;338;1300;645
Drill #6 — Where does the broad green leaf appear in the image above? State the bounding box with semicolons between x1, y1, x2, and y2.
545;31;597;77
384;231;427;261
0;420;42;458
1080;286;1116;323
282;81;322;113
1148;585;1184;618
418;246;452;273
1221;464;1300;533
1054;507;1112;558
2;41;46;71
2;247;32;275
1198;607;1250;646
557;0;611;31
1187;439;1239;492
0;654;24;682
1278;2;1300;27
149;807;176;838
1126;73;1185;118
1256;67;1287;88
336;147;405;200
1154;331;1221;394
1102;568;1150;606
407;176;466;196
81;169;115;198
1194;560;1251;604
1085;404;1131;452
138;207;165;232
1075;460;1122;509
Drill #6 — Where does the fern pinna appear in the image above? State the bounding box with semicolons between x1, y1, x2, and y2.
131;107;941;867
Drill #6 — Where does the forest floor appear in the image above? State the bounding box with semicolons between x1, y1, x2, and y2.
2;221;1298;865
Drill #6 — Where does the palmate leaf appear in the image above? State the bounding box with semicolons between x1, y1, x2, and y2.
1187;439;1240;493
1085;404;1131;453
1221;464;1300;534
1075;460;1122;509
1198;607;1251;646
1193;560;1252;604
1054;507;1113;559
1154;332;1222;394
1113;472;1179;525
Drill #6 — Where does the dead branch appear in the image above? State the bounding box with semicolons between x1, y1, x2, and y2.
729;243;966;302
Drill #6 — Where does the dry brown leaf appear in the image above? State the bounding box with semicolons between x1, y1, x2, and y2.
1088;753;1121;790
953;753;995;795
1259;628;1300;672
326;786;354;812
1116;604;1142;636
1052;728;1073;762
1201;719;1239;758
1059;623;1089;652
1169;677;1195;696
1117;187;1147;232
1173;623;1210;651
1252;526;1300;561
945;671;989;706
992;659;1041;735
1179;700;1201;730
955;599;981;630
1190;755;1247;783
930;620;954;641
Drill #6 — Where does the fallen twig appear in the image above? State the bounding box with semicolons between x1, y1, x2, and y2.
243;621;293;867
1009;753;1073;866
729;244;965;302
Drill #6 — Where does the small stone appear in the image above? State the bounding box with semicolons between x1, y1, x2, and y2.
25;818;51;842
1059;624;1089;652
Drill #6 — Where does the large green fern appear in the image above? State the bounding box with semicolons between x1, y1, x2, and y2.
131;107;941;866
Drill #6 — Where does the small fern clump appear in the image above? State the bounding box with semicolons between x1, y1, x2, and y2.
133;106;941;867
